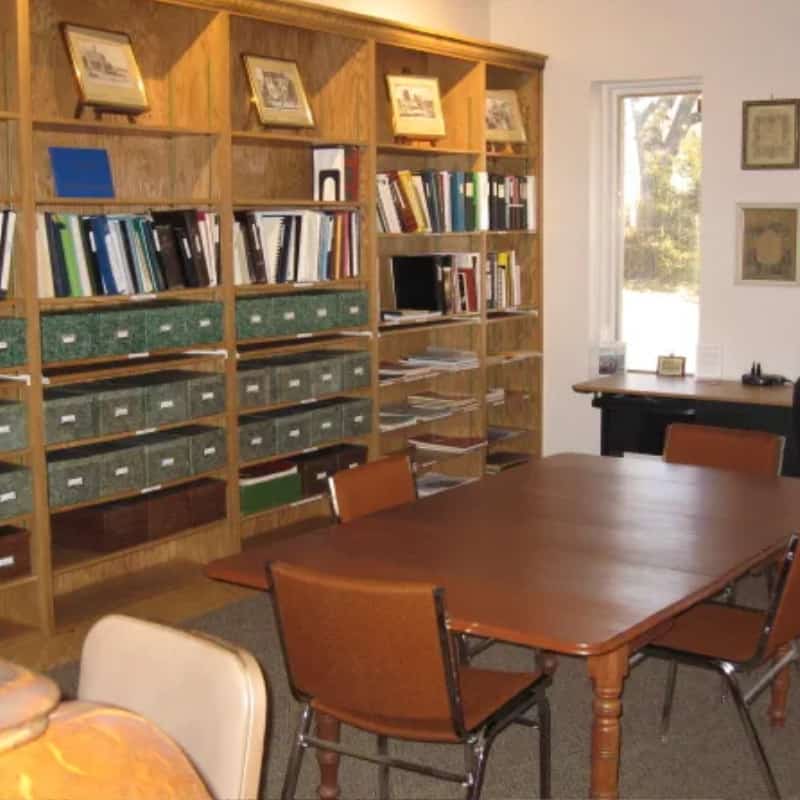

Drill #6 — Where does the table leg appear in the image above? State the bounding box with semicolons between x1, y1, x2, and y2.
587;647;629;800
537;650;559;676
316;712;341;800
768;644;791;728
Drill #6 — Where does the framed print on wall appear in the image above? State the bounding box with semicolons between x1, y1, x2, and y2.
243;55;315;128
486;89;527;144
385;74;446;139
737;204;799;284
61;23;149;116
742;99;800;169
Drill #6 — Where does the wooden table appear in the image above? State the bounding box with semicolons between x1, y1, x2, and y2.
206;453;798;799
573;373;797;475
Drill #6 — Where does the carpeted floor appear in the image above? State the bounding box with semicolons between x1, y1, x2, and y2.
49;576;799;800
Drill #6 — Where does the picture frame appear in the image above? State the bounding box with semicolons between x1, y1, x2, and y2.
61;23;149;117
243;55;315;129
737;204;799;285
385;74;446;139
656;355;686;377
485;89;527;144
742;99;800;170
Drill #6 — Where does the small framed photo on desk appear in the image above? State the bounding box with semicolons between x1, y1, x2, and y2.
657;355;686;377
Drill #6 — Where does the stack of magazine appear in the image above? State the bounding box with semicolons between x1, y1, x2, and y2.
415;472;477;498
379;347;478;384
379;391;479;432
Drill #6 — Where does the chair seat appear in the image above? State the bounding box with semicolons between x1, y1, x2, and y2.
312;667;542;742
653;603;766;663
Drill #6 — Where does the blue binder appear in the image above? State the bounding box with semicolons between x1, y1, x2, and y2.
49;147;115;199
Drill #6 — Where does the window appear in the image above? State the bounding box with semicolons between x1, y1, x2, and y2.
590;79;702;374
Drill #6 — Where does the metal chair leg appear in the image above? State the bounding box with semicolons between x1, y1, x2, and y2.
537;692;552;799
660;660;678;741
377;735;390;800
282;703;313;800
720;665;781;800
464;734;489;800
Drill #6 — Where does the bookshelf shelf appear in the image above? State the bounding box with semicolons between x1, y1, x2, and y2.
0;574;38;594
236;388;370;418
0;0;544;648
0;513;33;530
240;493;328;524
486;351;543;367
379;365;480;388
380;404;481;436
238;435;370;471
487;308;539;321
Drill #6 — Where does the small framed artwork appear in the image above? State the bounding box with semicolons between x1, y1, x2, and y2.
385;74;446;139
742;99;800;169
656;355;686;377
485;89;527;144
737;205;799;284
243;55;315;128
61;23;149;116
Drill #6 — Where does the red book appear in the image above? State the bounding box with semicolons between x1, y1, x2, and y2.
345;147;360;202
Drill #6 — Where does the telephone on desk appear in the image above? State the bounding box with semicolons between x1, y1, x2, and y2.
741;362;791;387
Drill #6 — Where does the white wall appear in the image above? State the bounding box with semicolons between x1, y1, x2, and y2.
491;0;800;456
307;0;490;39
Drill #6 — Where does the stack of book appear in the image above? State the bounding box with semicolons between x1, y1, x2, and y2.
233;208;359;286
382;253;479;321
485;451;530;474
486;250;522;310
0;210;16;299
36;209;219;298
488;174;536;231
401;347;479;372
415;472;477;498
376;170;482;233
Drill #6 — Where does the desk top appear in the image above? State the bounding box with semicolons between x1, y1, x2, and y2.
207;454;798;657
572;372;794;408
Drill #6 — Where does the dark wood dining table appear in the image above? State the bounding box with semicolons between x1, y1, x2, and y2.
205;453;799;799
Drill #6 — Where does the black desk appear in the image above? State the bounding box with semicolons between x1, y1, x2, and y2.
573;373;799;476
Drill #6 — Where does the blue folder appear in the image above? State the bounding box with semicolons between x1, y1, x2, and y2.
49;147;115;199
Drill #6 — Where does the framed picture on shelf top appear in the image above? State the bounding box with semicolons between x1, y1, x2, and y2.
385;74;445;139
737;204;799;284
656;355;686;377
742;99;799;169
61;23;149;117
243;55;315;128
486;89;527;144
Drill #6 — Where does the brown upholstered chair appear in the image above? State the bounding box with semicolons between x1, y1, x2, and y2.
328;452;416;524
644;534;800;800
78;615;268;800
269;561;551;800
663;422;785;477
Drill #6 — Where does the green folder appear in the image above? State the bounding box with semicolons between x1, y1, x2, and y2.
240;462;302;516
56;214;82;297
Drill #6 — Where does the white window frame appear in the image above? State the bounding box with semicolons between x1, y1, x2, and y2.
588;77;703;351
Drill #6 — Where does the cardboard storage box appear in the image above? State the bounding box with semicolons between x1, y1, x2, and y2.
0;318;26;368
331;443;368;472
340;397;372;437
140;431;192;486
47;450;101;509
240;460;302;516
0;464;32;520
143;303;189;350
238;414;276;463
186;372;226;419
186;479;227;528
300;291;339;333
236;297;274;340
185;426;227;474
93;309;146;358
309;400;343;446
0;401;27;453
269;355;312;404
337;290;369;328
44;388;97;445
271;294;303;337
114;372;190;427
237;361;271;409
305;351;343;397
291;449;339;496
146;484;192;540
41;311;95;363
52;498;148;552
93;440;146;497
184;301;223;346
0;526;31;580
271;408;312;454
339;350;371;390
67;380;146;437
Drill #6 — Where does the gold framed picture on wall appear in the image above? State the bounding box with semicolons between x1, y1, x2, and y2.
61;23;149;116
737;204;799;284
243;55;315;128
742;99;800;169
385;74;446;139
485;89;527;143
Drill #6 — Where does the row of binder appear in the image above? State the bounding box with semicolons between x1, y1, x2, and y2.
0;210;16;300
233;209;360;286
36;210;220;299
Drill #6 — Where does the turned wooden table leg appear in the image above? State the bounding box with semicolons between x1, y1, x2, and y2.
316;712;341;800
768;644;791;728
587;647;629;800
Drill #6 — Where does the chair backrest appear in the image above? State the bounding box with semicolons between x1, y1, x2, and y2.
663;423;784;477
78;615;267;800
268;561;463;733
328;453;416;523
762;534;800;657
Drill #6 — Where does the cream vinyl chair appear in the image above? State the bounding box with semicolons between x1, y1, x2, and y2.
78;614;267;800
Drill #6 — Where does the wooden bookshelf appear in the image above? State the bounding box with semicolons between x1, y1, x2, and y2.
0;0;545;647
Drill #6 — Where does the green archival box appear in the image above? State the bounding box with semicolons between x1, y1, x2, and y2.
239;460;302;516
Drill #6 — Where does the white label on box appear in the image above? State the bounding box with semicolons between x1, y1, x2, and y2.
321;421;332;430
0;491;16;503
199;319;211;328
159;323;173;333
354;367;364;375
60;414;76;424
67;477;83;488
246;383;259;393
289;429;300;438
349;306;359;314
161;457;175;467
0;426;9;435
160;400;174;409
0;342;7;351
288;379;300;388
283;311;296;321
316;471;328;481
201;392;214;401
251;314;262;324
114;406;129;417
354;415;364;423
251;436;263;446
203;446;216;456
348;462;359;469
62;334;77;344
116;329;129;339
114;467;129;477
322;373;332;382
0;556;14;568
316;308;328;318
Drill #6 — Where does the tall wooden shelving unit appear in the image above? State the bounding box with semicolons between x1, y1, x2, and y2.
0;0;545;653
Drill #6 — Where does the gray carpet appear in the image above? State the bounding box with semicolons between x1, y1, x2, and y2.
49;576;799;800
